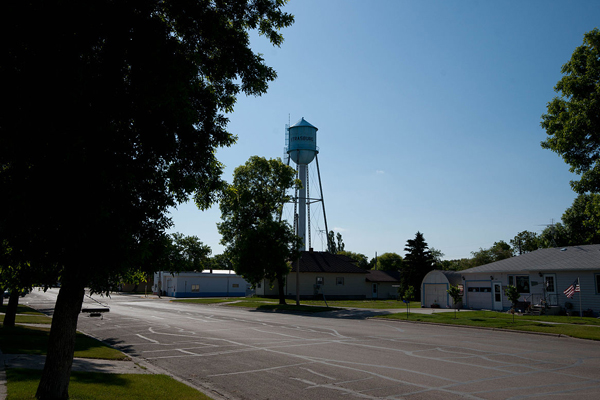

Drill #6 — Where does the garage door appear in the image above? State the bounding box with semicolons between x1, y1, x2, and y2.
423;284;448;308
466;285;491;309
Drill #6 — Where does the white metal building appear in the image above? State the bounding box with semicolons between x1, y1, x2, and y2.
421;270;462;308
153;270;251;298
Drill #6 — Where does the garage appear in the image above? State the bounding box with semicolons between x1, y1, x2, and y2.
465;284;492;309
421;270;462;308
423;283;449;308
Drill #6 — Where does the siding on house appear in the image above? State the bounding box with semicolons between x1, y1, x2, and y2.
257;251;369;299
460;245;600;314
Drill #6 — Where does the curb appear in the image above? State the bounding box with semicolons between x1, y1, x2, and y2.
0;348;6;400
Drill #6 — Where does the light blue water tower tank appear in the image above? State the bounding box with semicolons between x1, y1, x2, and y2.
287;117;318;165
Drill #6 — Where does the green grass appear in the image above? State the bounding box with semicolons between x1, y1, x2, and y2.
175;297;422;310
0;304;46;315
0;304;52;325
301;299;422;309
0;325;128;359
6;369;212;400
172;298;240;305
377;310;600;341
226;299;336;313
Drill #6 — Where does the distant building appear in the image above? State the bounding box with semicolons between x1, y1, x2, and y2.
153;270;251;298
256;251;402;300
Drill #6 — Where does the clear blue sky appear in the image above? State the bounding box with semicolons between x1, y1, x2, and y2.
168;0;599;261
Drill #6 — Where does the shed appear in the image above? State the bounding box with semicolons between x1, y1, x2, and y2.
421;270;462;308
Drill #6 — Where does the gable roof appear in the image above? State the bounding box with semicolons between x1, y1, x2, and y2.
365;270;401;282
462;244;600;274
290;251;367;274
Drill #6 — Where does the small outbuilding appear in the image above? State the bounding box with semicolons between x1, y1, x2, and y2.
421;270;463;309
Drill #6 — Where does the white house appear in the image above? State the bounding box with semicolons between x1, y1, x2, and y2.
456;245;600;316
153;270;251;298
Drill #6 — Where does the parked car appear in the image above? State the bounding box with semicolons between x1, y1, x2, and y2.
2;289;29;298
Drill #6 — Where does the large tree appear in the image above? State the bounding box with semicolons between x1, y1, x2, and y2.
217;156;302;305
510;231;540;256
337;250;370;269
402;232;434;297
561;193;600;245
166;233;212;273
327;231;345;254
375;252;403;271
0;2;293;398
541;28;600;194
470;241;512;266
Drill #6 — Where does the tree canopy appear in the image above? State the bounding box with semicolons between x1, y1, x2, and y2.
327;231;345;254
375;252;403;271
1;1;293;398
470;240;512;266
541;28;600;194
218;156;302;305
510;231;540;256
337;251;369;269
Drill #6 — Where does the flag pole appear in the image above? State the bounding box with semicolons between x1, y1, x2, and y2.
578;277;582;318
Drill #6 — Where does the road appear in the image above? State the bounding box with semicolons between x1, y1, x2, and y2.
23;289;600;400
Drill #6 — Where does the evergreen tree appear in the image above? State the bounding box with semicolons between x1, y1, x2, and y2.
402;232;434;298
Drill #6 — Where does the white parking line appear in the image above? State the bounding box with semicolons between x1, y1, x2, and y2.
136;334;159;344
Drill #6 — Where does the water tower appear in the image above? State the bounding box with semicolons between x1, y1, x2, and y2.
284;117;330;251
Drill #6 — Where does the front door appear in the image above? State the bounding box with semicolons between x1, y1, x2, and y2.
544;274;557;305
372;283;378;299
493;282;503;311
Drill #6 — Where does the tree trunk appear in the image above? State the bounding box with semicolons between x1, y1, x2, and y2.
3;290;20;327
36;280;85;400
276;271;286;305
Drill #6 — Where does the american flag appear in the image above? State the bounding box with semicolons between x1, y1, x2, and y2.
563;278;580;299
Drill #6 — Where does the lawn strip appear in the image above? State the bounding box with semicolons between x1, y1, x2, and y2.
6;369;212;400
0;325;128;359
171;298;242;305
377;311;600;340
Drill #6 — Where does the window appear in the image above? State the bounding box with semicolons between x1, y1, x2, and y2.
467;287;491;293
515;276;530;293
336;277;344;286
316;277;324;285
596;274;600;294
191;284;200;292
232;283;239;288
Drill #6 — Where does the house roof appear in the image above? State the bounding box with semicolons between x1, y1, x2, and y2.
461;244;600;274
438;270;463;285
365;270;401;282
291;251;367;274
